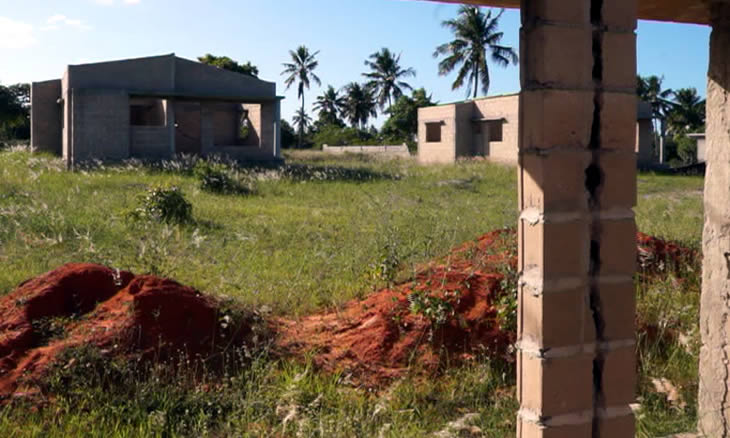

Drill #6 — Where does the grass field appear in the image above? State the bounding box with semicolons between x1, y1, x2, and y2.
0;147;705;437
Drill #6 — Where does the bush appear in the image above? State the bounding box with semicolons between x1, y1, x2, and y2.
311;124;378;150
132;185;193;224
194;161;235;194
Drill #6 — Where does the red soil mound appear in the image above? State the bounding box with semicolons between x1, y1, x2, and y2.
0;230;695;395
0;264;254;397
637;232;698;275
275;230;516;385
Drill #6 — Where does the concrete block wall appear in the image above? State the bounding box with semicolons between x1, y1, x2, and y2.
516;1;637;436
201;100;277;161
30;80;62;155
417;104;457;164
636;119;654;166
70;88;130;164
130;126;171;159
322;144;410;158
454;102;475;159
473;94;520;163
242;103;262;146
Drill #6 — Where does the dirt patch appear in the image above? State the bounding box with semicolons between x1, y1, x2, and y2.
637;232;699;275
0;264;259;397
275;230;516;385
0;230;695;396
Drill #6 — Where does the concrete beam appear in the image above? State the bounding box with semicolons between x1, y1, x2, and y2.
422;0;726;25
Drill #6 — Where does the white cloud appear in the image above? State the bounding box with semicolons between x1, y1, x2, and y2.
0;17;37;49
42;14;92;31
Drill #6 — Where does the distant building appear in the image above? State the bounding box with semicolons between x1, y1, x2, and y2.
687;133;707;163
31;54;283;167
417;94;654;166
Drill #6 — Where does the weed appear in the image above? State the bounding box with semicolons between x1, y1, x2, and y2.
194;161;237;194
408;289;456;328
130;185;193;224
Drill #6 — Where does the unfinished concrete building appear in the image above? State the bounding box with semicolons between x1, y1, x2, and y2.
417;94;654;166
30;54;282;166
418;1;727;437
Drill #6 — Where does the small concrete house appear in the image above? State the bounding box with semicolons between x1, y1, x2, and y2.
417;94;654;166
31;54;282;167
687;133;707;162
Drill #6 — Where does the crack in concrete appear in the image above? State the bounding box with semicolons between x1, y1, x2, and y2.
589;1;605;437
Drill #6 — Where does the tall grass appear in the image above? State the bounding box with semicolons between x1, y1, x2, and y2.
0;148;706;436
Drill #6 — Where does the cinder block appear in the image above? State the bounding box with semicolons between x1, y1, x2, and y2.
602;32;637;91
597;218;638;276
597;280;636;342
521;90;594;150
602;0;638;31
521;0;590;25
520;353;594;417
595;150;638;208
597;413;636;437
518;420;593;438
523;25;593;89
521;149;592;212
601;92;639;152
521;287;588;348
601;346;637;405
521;220;591;279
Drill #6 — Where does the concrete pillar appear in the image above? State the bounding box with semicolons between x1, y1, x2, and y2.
698;4;730;436
164;99;176;156
517;1;637;437
274;99;282;159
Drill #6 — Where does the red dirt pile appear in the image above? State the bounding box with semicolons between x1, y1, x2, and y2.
0;263;255;397
275;230;517;385
0;230;695;395
636;232;698;275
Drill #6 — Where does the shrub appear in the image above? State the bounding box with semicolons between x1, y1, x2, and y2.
132;185;193;224
194;161;235;194
312;124;378;150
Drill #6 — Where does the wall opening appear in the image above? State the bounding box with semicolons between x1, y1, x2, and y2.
130;98;165;126
486;120;503;142
426;122;442;143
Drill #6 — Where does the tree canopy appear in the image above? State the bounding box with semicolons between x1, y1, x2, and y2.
363;48;416;110
197;54;259;77
434;7;518;98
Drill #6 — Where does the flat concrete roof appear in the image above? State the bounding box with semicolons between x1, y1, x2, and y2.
425;0;714;25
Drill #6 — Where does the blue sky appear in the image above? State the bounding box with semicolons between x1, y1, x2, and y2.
0;0;712;126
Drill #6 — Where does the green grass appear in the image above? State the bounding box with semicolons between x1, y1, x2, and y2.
0;147;706;437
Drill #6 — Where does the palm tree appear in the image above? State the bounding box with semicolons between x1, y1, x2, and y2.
666;87;705;135
313;85;345;126
341;83;377;129
433;7;518;98
281;45;322;147
637;75;674;161
363;48;416;110
292;108;312;144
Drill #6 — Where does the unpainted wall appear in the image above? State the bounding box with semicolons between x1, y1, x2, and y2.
131;126;170;159
472;94;520;163
175;57;275;101
636;119;654;166
70;89;129;164
454;102;474;159
417;105;457;164
67;55;175;93
30;80;62;155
